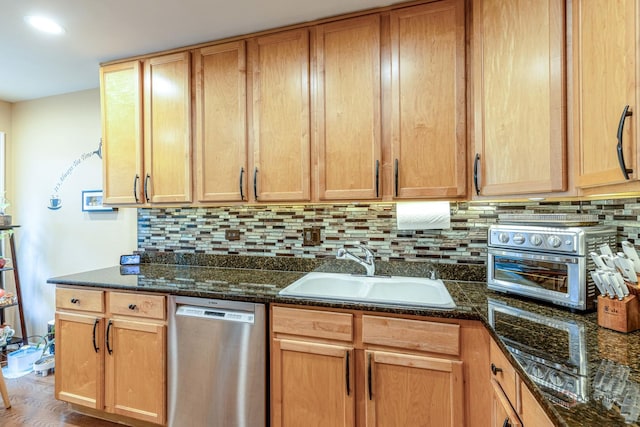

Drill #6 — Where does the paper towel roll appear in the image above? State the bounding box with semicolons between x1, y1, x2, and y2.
396;201;451;230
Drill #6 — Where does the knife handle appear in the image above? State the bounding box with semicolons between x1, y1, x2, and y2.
622;241;640;271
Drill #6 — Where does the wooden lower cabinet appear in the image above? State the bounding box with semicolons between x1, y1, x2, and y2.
55;287;166;426
489;338;554;427
365;350;463;426
271;339;355;426
55;312;104;409
104;318;165;422
519;380;554;427
271;305;465;427
491;379;522;427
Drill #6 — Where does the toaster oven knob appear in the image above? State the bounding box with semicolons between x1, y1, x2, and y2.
547;235;562;248
498;232;510;243
530;234;543;246
512;233;525;245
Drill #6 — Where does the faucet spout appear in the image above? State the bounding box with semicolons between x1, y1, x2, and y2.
336;245;376;276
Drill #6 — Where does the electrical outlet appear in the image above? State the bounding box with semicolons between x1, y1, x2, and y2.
225;229;240;241
303;227;321;246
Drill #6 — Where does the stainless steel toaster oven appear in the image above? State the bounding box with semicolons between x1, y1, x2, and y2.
487;215;616;311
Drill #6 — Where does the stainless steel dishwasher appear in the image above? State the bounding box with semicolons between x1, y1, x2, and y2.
167;296;266;427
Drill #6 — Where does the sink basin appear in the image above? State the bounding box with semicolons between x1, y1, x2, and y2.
279;272;456;309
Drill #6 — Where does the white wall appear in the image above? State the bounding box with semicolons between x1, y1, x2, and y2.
10;89;137;337
0;101;11;197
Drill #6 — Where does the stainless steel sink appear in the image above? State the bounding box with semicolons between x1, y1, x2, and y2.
279;272;456;309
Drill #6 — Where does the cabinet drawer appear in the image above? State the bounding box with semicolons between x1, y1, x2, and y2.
272;306;353;342
56;288;104;313
362;315;460;356
490;339;518;405
108;292;166;320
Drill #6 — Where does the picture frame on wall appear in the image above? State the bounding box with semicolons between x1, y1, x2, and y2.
81;190;113;212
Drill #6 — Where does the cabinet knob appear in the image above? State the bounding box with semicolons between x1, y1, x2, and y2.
491;363;503;375
502;417;512;427
70;298;79;304
128;304;137;310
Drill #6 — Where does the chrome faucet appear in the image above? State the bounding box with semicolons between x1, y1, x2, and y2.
336;245;376;276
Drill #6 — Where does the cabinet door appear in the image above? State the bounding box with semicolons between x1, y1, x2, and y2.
472;0;566;196
144;52;192;204
194;41;248;202
104;318;166;425
100;61;143;205
315;15;381;200
271;339;354;427
491;379;522;427
248;29;311;202
55;312;104;409
390;0;466;198
574;0;639;187
365;350;464;427
519;381;554;427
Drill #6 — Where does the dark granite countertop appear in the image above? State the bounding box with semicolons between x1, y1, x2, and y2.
48;259;640;427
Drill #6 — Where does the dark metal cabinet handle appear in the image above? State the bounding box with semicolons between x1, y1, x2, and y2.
70;298;79;304
239;167;245;201
491;363;503;375
144;174;151;202
106;320;113;355
394;159;399;197
92;319;99;353
368;353;373;400
617;105;633;179
473;153;481;195
345;350;351;396
128;304;137;310
253;167;259;201
375;160;380;198
503;417;511;427
133;174;140;203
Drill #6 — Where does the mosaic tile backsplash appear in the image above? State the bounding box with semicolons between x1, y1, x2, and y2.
137;198;640;265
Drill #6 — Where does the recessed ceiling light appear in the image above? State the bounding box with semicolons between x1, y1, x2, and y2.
24;15;65;35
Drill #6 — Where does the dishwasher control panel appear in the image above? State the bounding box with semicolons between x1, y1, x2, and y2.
176;305;255;324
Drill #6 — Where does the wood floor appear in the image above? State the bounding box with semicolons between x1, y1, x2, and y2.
1;371;119;427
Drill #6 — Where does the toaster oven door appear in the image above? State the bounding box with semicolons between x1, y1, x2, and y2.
487;248;588;309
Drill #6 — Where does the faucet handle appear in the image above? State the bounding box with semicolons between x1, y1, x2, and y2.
359;244;374;260
427;266;439;280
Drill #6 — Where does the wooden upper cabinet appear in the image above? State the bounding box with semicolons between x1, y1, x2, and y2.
100;61;143;205
314;15;382;200
574;0;639;188
471;0;566;196
390;0;466;199
248;29;311;202
194;42;248;203
143;52;192;204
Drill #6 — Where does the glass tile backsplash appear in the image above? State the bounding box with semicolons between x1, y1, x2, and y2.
137;199;640;265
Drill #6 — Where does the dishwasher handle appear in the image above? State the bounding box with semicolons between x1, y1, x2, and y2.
175;305;255;324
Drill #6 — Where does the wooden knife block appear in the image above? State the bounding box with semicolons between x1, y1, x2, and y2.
597;294;640;333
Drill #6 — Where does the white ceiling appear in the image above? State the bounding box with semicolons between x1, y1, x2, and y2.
0;0;400;103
